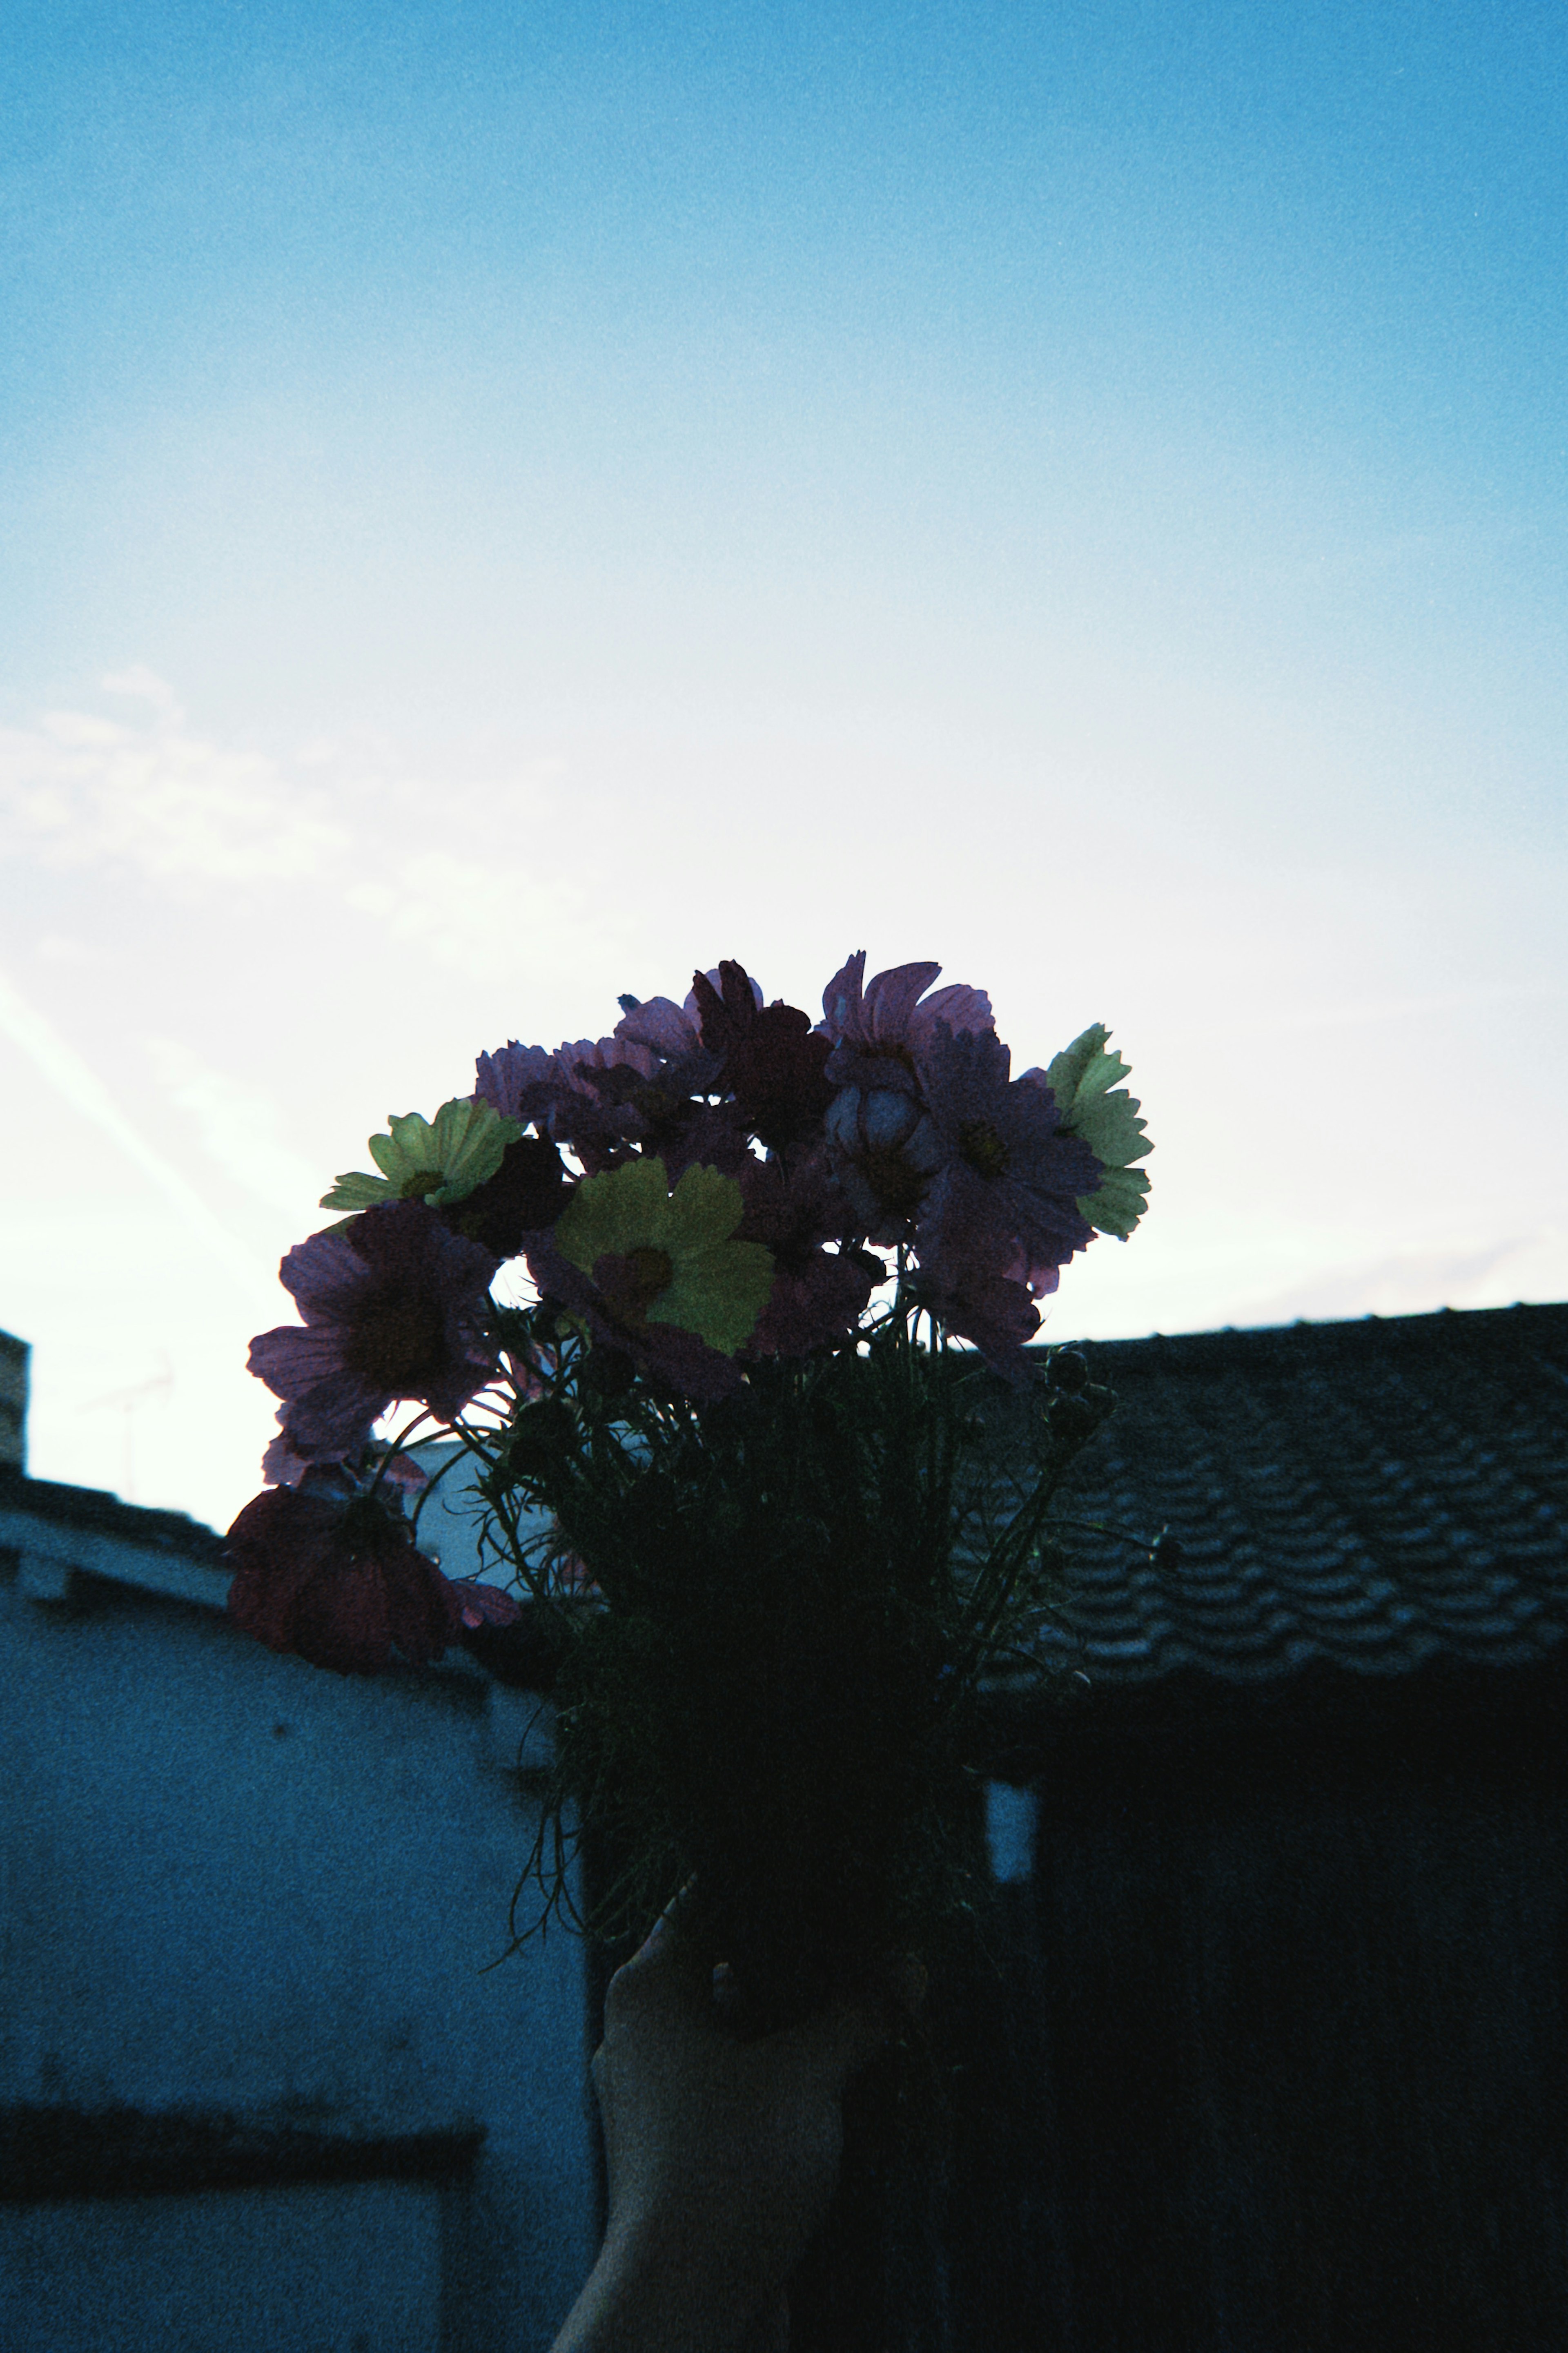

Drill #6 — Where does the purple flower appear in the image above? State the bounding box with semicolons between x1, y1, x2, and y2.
735;1151;881;1356
653;1101;755;1184
819;953;993;1090
822;1082;947;1246
225;1465;461;1674
910;1231;1045;1372
259;1417;345;1488
247;1201;499;1454
474;1041;564;1125
474;1035;663;1166
912;1021;1102;1304
611;991;724;1093
562;1029;725;1171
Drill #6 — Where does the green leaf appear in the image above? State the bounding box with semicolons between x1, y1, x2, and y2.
648;1238;775;1354
1068;1086;1151;1172
1044;1024;1127;1112
1079;1165;1151;1239
555;1155;677;1271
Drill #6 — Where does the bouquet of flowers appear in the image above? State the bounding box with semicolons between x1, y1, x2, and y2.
225;954;1151;2028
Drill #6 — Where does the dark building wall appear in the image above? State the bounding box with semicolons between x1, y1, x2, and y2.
575;1657;1568;2346
0;1331;27;1471
936;1682;1568;2353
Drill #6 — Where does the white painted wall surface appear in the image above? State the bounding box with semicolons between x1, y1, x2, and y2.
3;2179;443;2353
0;1530;598;2353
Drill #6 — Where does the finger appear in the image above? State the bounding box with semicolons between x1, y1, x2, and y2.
632;1873;699;1961
610;1878;711;2015
711;1959;748;2024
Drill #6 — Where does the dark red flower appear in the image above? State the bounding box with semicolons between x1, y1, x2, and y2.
690;961;835;1149
225;1468;461;1674
689;960;765;1057
443;1134;570;1257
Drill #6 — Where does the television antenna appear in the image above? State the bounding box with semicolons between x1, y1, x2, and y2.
81;1356;174;1504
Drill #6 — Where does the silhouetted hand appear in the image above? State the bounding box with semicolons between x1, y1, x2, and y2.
551;1887;924;2353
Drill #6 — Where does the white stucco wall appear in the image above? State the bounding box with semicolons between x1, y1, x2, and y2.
0;1521;598;2353
5;2178;445;2353
405;1442;547;1592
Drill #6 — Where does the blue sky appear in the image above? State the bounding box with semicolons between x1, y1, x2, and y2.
2;1;1564;1526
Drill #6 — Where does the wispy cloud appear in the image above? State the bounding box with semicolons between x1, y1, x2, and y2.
0;668;350;883
142;1037;323;1218
1;671;613;985
0;964;276;1305
345;849;596;986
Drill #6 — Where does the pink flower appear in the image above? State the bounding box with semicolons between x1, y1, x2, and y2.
819;953;993;1085
247;1201;498;1454
225;1466;461;1674
911;1230;1046;1369
447;1579;524;1631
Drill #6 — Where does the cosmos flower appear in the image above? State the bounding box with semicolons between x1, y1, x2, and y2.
551;1155;775;1357
911;1229;1046;1369
447;1579;524;1631
441;1134;570;1258
822;1082;946;1245
320;1098;519;1214
819;952;994;1088
818;954;999;1242
247;1201;499;1454
473;1041;564;1126
225;1464;461;1674
1029;1025;1153;1238
611;987;728;1096
913;1022;1102;1296
690;961;836;1151
735;1150;881;1355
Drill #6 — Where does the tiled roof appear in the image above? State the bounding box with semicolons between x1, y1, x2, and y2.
1025;1302;1568;1692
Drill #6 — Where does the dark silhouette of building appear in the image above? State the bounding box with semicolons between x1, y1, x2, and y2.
931;1302;1568;2353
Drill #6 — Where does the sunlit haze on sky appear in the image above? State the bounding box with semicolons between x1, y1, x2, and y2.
2;1;1564;1530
